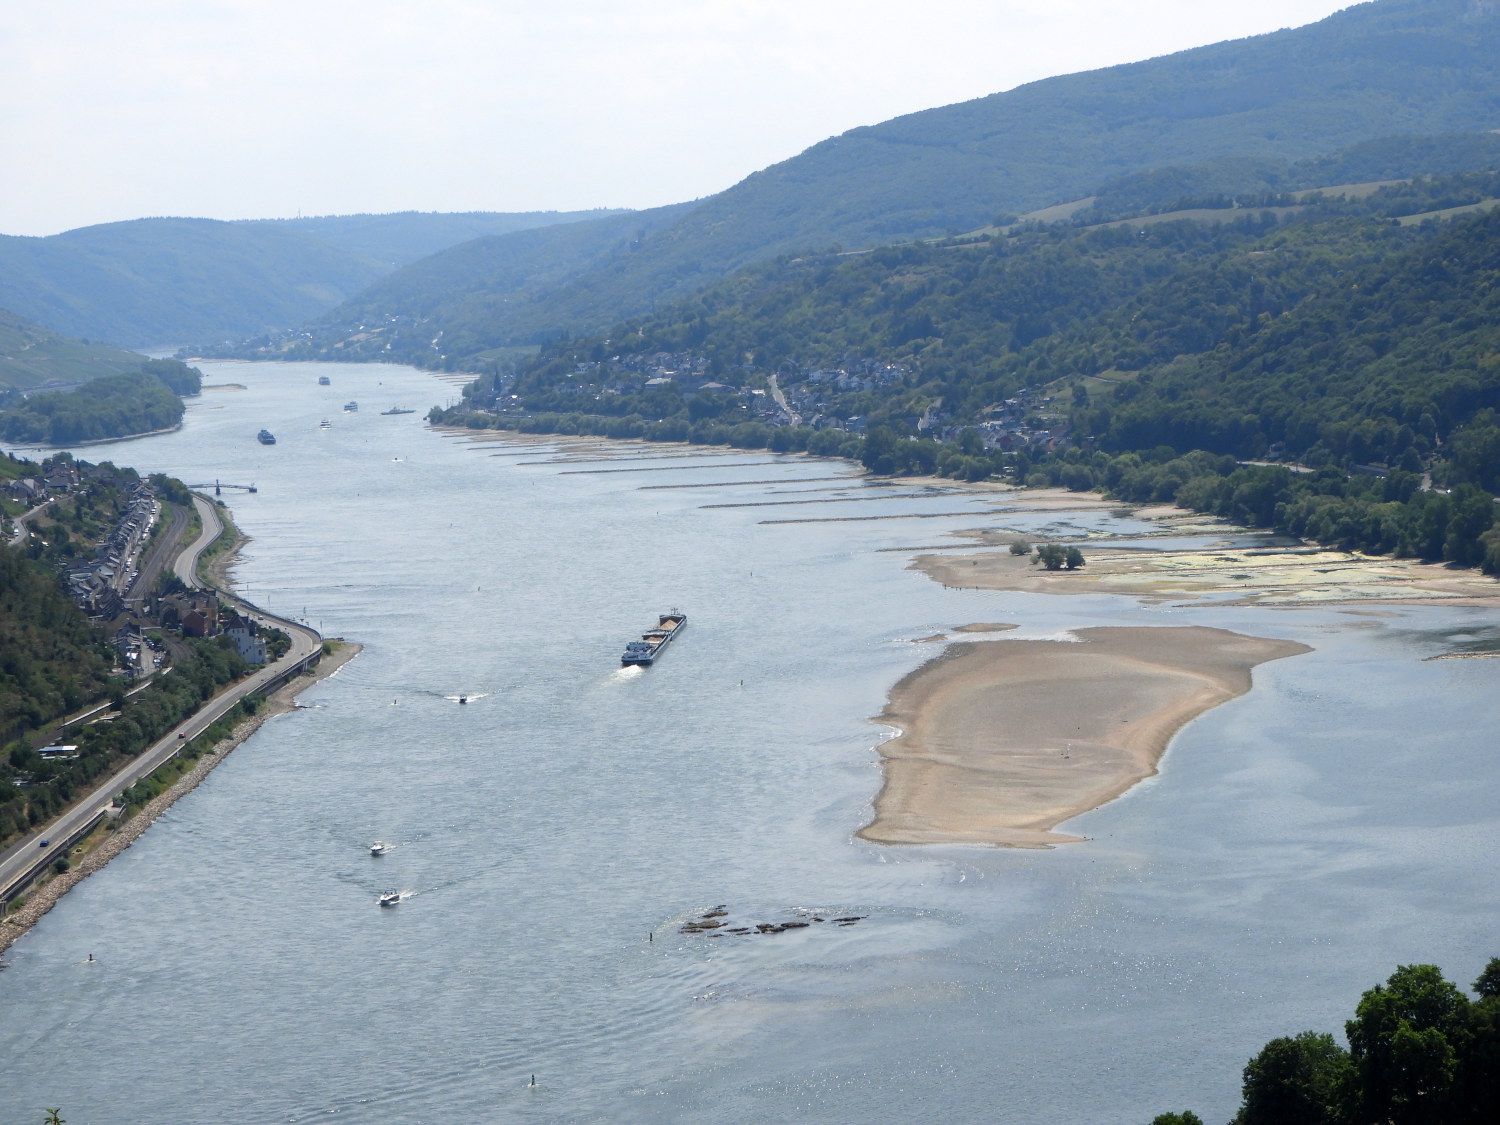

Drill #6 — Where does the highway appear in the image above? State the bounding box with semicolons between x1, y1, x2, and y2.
0;493;324;906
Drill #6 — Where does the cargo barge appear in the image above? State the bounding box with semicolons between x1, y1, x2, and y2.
621;612;686;666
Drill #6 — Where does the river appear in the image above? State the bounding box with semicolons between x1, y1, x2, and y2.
1;360;1496;1124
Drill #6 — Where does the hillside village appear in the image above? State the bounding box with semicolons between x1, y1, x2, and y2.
2;454;274;684
461;351;1069;453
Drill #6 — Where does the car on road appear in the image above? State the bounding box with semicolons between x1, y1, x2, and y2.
38;839;49;848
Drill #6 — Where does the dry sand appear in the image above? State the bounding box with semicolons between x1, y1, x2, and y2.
878;486;1493;844
860;626;1309;848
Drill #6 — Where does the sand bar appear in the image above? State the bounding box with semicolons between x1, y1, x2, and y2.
915;546;1500;605
860;626;1309;848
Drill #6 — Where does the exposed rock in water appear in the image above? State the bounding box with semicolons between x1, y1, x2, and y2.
675;907;866;938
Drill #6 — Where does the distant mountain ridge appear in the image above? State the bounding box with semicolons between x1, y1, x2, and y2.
256;0;1500;367
234;204;700;365
240;209;628;271
13;0;1500;359
0;209;626;349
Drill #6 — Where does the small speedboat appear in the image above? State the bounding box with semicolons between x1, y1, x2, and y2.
319;419;332;429
370;842;387;856
378;891;401;907
458;695;468;705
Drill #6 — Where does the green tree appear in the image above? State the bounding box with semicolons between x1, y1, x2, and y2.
1035;544;1068;570
1232;1031;1353;1125
1345;964;1471;1125
1443;485;1498;567
860;425;899;474
1473;958;1500;1000
1454;958;1500;1124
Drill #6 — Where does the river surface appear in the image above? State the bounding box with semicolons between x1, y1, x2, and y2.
2;361;1497;1124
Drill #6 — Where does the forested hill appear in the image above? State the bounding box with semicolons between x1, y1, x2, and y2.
1080;201;1500;484
0;309;146;391
0;358;202;446
0;209;627;349
453;172;1500;465
0;538;112;751
436;171;1500;570
0;310;206;444
209;203;700;366
231;0;1500;364
0;218;388;348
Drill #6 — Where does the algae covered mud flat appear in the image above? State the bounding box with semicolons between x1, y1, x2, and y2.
2;361;1497;1125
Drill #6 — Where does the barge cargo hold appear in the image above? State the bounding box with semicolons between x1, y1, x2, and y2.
621;612;686;666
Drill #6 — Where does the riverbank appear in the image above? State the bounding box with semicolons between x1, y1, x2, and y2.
907;486;1500;607
859;482;1492;846
8;423;184;451
0;640;361;955
859;626;1309;848
198;505;248;590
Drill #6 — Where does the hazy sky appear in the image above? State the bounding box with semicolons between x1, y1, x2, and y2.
3;0;1359;237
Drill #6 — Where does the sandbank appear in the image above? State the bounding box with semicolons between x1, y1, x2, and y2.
916;545;1500;606
860;626;1309;848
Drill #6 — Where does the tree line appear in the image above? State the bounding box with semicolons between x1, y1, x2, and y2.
0;360;201;446
1;635;249;849
1024;449;1500;574
1150;957;1499;1125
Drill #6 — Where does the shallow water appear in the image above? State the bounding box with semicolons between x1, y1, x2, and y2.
2;361;1496;1124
